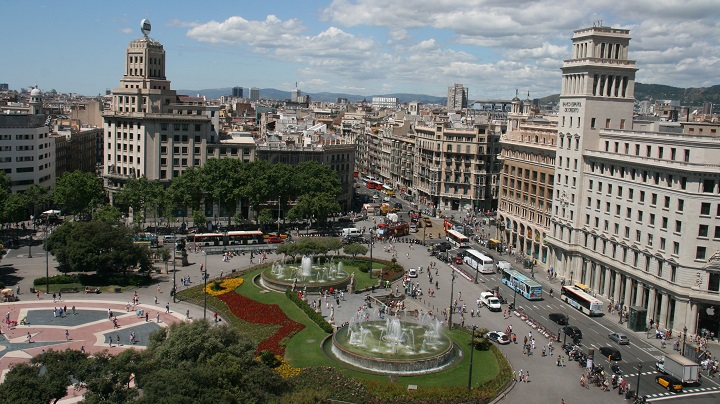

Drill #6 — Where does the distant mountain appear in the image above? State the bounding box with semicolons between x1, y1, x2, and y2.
538;83;720;106
177;87;446;104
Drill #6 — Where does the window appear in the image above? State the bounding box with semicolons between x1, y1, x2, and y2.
637;211;643;221
636;230;641;242
662;217;668;229
657;262;662;278
614;223;619;234
675;220;682;232
626;207;632;218
625;226;630;238
639;191;645;202
664;196;670;208
671;148;676;160
605;118;611;128
649;214;655;225
629;189;633;200
591;118;596;128
681;177;687;190
671;266;677;282
677;199;684;212
618;186;623;197
715;226;720;239
660;237;666;250
703;179;716;193
673;242;679;255
699;224;709;238
701;202;711;215
696;246;706;260
648;234;653;246
684;149;690;162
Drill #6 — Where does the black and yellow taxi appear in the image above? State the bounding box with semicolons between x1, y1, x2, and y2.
655;374;683;392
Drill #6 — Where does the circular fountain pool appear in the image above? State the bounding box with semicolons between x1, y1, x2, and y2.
260;256;351;293
328;315;458;374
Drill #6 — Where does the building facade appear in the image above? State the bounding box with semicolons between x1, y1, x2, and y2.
447;83;468;112
545;26;720;336
498;96;557;266
102;28;217;196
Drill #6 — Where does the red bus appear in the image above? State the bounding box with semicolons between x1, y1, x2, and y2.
366;180;382;190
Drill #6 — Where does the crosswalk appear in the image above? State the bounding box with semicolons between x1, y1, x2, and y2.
645;385;720;401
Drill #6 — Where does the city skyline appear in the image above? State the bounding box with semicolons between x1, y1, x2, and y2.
5;0;719;99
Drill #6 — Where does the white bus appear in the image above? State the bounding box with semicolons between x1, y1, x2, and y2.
463;249;494;274
446;229;469;248
560;285;604;316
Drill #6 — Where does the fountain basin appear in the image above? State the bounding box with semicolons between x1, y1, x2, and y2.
261;257;351;293
328;319;457;374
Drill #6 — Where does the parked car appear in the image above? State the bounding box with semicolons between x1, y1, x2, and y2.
486;331;511;345
563;325;583;339
453;255;463;265
599;346;622;361
267;236;283;243
609;332;630;345
549;313;568;325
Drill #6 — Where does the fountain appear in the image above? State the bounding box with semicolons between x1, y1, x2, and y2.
328;313;458;374
261;256;352;293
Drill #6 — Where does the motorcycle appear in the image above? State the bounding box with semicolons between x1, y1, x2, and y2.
611;363;623;374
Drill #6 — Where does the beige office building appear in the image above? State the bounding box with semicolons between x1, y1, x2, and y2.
546;26;720;335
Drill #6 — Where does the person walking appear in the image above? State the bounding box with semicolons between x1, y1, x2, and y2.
165;303;170;313
65;329;69;340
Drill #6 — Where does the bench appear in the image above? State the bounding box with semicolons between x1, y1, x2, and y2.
60;287;79;293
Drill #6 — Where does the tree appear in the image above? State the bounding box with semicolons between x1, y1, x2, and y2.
203;158;245;225
93;205;123;224
0;362;70;404
192;209;208;232
166;166;207;214
113;177;164;228
256;209;274;231
343;243;368;258
53;170;105;218
288;192;341;227
2;193;27;224
22;184;51;219
47;221;152;274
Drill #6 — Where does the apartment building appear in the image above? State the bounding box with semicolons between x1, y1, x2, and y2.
545;26;720;335
498;96;557;266
413;121;502;214
0;89;55;192
447;83;468;112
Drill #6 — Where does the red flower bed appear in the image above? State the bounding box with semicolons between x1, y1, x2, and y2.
218;292;305;355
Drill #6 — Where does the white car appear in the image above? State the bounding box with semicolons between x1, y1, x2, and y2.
383;196;391;202
408;268;418;278
372;194;379;200
480;291;502;312
486;331;511;345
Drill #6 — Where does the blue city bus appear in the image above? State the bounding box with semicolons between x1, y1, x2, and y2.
501;268;543;300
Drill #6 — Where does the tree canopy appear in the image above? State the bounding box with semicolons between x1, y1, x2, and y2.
0;320;291;404
47;221;151;274
52;170;106;218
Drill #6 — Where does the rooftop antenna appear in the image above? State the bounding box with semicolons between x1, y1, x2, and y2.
515;89;518;98
141;19;151;37
593;20;603;28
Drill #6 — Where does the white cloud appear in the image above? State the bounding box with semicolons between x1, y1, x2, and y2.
119;28;132;34
186;15;305;46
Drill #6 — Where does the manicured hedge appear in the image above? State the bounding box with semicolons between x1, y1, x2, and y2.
285;290;333;333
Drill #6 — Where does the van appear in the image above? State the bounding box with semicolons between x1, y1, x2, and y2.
162;235;176;244
341;228;362;237
496;261;512;273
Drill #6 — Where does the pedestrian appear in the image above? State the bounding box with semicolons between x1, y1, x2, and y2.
214;311;218;323
72;305;76;315
65;329;69;340
557;355;561;366
36;290;40;300
525;371;530;383
157;285;161;293
58;292;62;301
186;309;190;319
26;332;32;343
156;312;160;323
145;312;149;322
165;303;170;313
52;293;56;302
80;346;85;354
53;307;57;318
108;308;113;319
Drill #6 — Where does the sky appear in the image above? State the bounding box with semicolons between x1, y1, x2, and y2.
4;0;719;99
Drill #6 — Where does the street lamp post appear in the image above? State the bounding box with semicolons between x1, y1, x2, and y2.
45;226;50;294
563;317;568;346
172;241;177;304
636;363;642;400
448;271;457;329
468;325;477;389
682;326;687;356
203;251;208;320
368;231;374;279
28;218;33;258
